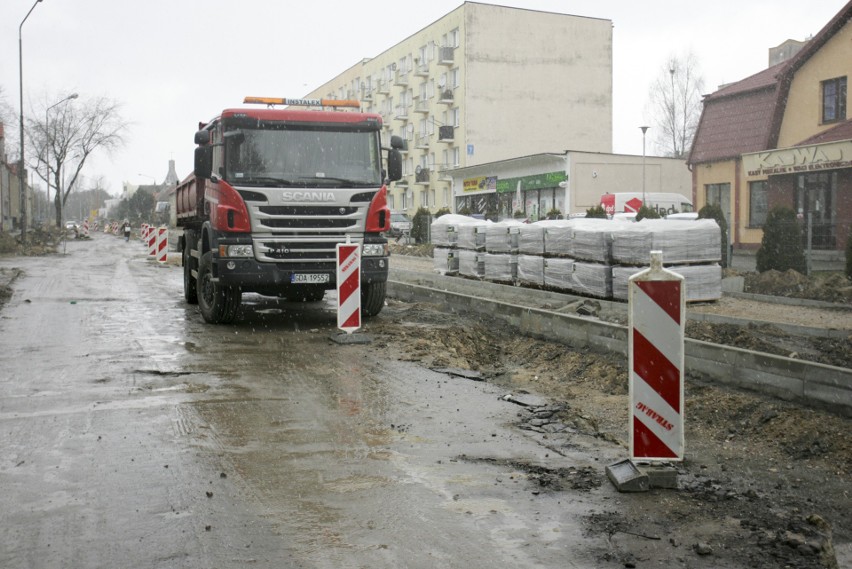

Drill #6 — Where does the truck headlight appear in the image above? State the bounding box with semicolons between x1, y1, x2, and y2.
220;244;253;258
362;243;387;257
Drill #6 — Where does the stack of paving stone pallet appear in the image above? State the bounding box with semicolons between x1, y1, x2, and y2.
610;219;723;302
431;214;489;277
432;216;722;302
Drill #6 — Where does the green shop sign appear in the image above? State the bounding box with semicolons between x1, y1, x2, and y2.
496;171;566;193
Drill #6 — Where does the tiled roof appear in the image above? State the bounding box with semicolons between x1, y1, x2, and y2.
688;77;780;163
795;119;852;146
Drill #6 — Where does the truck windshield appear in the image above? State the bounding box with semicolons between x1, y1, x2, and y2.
222;123;383;188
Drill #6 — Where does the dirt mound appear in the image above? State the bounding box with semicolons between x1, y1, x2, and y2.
744;269;852;304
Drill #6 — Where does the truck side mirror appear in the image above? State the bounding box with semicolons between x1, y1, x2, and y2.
194;130;211;145
386;149;402;182
194;146;213;179
390;135;407;151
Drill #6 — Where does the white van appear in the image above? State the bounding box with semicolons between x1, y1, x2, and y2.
600;192;693;217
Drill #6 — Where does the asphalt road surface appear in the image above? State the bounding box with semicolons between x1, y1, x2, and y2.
0;233;616;569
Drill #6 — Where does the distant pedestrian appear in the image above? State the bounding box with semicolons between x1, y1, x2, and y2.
123;221;131;242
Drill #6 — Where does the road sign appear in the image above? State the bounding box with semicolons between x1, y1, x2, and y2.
628;251;685;461
336;241;361;333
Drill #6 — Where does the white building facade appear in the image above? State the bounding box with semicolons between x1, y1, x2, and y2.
305;2;613;216
448;151;692;220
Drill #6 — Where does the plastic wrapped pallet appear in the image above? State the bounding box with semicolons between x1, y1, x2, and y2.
457;220;491;251
516;255;545;287
542;220;575;256
543;257;574;290
458;250;484;278
483;253;516;282
566;261;613;298
568;218;621;263
430;214;480;248
612;264;722;302
518;223;546;255
485;219;524;253
433;247;459;275
611;219;721;265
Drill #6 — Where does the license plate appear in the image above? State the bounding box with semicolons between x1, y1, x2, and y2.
290;273;330;284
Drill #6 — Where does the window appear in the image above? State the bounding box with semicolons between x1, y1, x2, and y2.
705;183;729;207
449;28;460;48
451;68;460;89
420;190;428;207
822;77;847;123
452;147;460;166
451;108;460;127
748;180;768;227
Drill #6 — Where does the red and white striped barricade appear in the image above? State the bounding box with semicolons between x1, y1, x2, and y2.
82;219;90;236
141;223;149;242
628;250;685;462
147;226;157;257
156;227;168;263
336;240;361;334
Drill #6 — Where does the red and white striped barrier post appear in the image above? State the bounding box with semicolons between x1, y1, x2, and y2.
141;223;149;242
147;226;157;257
82;219;90;236
156;227;168;263
336;239;361;334
628;251;685;462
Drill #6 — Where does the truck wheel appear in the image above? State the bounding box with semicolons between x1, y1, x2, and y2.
198;251;241;324
361;281;386;317
183;238;198;304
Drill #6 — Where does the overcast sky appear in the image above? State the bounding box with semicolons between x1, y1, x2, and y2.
0;0;844;196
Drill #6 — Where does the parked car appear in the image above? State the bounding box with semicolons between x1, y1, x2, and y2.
389;213;412;237
65;220;79;231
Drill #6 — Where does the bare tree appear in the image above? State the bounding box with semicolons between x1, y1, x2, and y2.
28;95;128;227
646;52;705;159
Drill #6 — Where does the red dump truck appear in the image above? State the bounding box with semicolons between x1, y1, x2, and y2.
176;96;403;324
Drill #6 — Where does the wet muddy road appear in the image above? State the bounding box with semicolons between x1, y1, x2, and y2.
0;234;613;569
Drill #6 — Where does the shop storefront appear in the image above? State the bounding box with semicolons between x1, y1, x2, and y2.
742;140;852;250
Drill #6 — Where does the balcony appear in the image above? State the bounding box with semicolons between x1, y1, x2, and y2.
438;125;454;142
416;134;430;149
415;167;431;184
414;100;430;114
439;89;454;104
394;70;409;86
377;80;390;94
414;62;430;77
394;105;409;121
438;46;455;65
361;88;373;101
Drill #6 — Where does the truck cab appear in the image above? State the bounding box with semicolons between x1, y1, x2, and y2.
178;97;403;324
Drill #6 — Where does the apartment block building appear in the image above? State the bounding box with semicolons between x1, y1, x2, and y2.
305;2;612;216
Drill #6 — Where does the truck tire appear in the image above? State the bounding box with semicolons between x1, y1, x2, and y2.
198;251;241;324
360;281;386;317
183;236;198;304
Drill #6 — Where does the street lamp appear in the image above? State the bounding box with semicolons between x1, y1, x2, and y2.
46;93;78;228
640;126;650;205
18;0;43;244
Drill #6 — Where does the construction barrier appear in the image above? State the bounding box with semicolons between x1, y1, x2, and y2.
147;226;157;257
156;227;168;263
336;241;361;333
628;250;685;462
